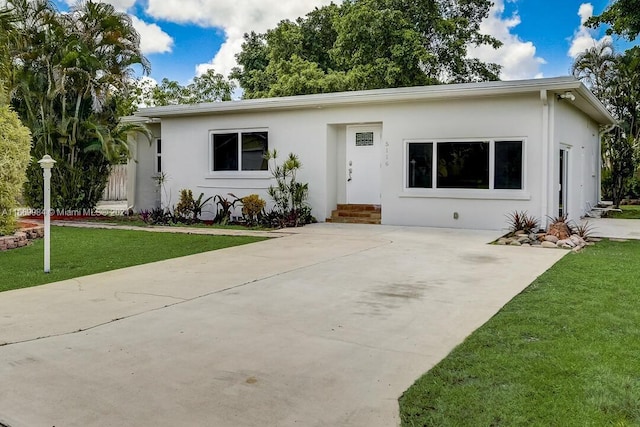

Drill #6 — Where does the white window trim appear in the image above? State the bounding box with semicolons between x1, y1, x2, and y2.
403;137;529;199
208;128;270;178
155;138;162;174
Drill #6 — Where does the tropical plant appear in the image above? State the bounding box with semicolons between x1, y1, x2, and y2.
241;194;266;226
212;193;241;225
570;220;595;240
265;150;314;227
0;105;32;236
2;0;150;211
573;42;640;207
505;210;539;233
174;189;213;223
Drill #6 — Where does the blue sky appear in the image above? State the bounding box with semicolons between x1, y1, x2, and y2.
51;0;637;86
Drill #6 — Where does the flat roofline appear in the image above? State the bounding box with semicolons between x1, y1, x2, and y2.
135;77;615;125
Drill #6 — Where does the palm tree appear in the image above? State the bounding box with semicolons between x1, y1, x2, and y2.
2;0;152;210
572;39;617;102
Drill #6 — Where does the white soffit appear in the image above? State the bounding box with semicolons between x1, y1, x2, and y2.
136;77;615;125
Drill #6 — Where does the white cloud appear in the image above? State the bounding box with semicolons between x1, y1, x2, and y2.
145;0;341;78
467;0;545;80
130;16;174;55
568;2;611;58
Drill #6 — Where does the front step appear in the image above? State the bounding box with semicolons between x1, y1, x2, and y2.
326;204;381;225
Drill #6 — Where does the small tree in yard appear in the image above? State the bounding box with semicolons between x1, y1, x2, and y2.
0;105;31;235
265;150;314;227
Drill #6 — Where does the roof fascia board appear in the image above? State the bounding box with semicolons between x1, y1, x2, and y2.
135;77;614;124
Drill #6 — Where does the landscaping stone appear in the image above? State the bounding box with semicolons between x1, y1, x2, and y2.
541;241;558;248
0;224;44;251
547;222;571;240
509;240;522;246
544;235;559;243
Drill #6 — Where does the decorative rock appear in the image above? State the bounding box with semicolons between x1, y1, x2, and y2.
557;239;576;248
547;222;572;240
496;239;508;245
572;246;583;253
510;240;522;246
541;241;557;248
544;235;559;243
570;235;585;247
517;236;530;244
515;230;527;235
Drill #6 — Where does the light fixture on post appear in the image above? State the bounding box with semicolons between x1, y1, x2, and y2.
557;91;576;102
38;154;56;273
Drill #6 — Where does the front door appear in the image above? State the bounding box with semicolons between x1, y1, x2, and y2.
346;125;381;204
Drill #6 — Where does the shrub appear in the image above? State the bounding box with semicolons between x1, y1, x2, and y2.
174;189;195;223
241;194;266;226
174;189;212;223
213;194;241;225
0;106;31;236
265;150;314;227
506;210;539;233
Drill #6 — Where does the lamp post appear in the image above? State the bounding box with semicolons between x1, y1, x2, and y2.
38;155;56;273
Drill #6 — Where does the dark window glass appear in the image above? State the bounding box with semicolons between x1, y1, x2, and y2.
241;132;268;171
156;139;162;173
495;141;523;189
213;133;239;171
437;142;489;189
408;143;433;188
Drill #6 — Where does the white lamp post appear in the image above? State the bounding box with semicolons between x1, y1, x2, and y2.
38;155;56;273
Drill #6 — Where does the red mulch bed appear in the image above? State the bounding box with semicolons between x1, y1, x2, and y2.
17;220;41;229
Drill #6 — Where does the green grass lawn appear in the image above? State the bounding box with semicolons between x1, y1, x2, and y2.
400;239;640;426
608;204;640;219
0;226;267;292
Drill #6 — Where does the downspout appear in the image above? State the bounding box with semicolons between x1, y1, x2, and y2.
540;90;550;229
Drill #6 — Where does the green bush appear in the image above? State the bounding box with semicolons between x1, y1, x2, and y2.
0;106;31;235
241;194;266;225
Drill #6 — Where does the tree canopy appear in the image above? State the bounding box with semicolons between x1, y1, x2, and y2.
573;41;640;206
587;0;640;41
1;0;150;210
231;0;502;98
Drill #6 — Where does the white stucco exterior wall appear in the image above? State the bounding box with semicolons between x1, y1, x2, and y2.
136;78;614;231
551;97;601;224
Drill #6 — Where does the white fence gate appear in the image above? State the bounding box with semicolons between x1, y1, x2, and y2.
102;164;127;201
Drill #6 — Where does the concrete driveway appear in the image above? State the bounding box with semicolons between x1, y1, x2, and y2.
0;224;565;427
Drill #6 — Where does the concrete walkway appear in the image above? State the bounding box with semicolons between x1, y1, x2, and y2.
583;217;640;240
0;224;566;427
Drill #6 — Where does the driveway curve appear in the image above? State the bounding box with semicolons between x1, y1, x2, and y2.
0;224;565;427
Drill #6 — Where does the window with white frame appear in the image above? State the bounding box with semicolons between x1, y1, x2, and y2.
155;138;162;174
407;139;524;190
210;130;268;172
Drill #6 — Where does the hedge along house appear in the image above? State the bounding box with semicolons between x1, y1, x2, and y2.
131;77;615;230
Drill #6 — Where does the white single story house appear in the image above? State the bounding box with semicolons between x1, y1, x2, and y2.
128;76;615;230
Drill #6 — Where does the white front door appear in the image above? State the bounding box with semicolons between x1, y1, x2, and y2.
346;125;381;204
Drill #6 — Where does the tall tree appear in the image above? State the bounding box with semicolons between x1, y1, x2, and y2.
3;0;150;210
573;42;640;207
587;0;640;41
231;0;501;98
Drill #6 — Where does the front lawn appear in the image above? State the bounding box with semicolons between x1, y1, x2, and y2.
400;239;640;426
608;204;640;219
0;226;267;292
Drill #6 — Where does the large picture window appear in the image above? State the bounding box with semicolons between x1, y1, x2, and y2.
406;139;524;190
211;130;268;172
